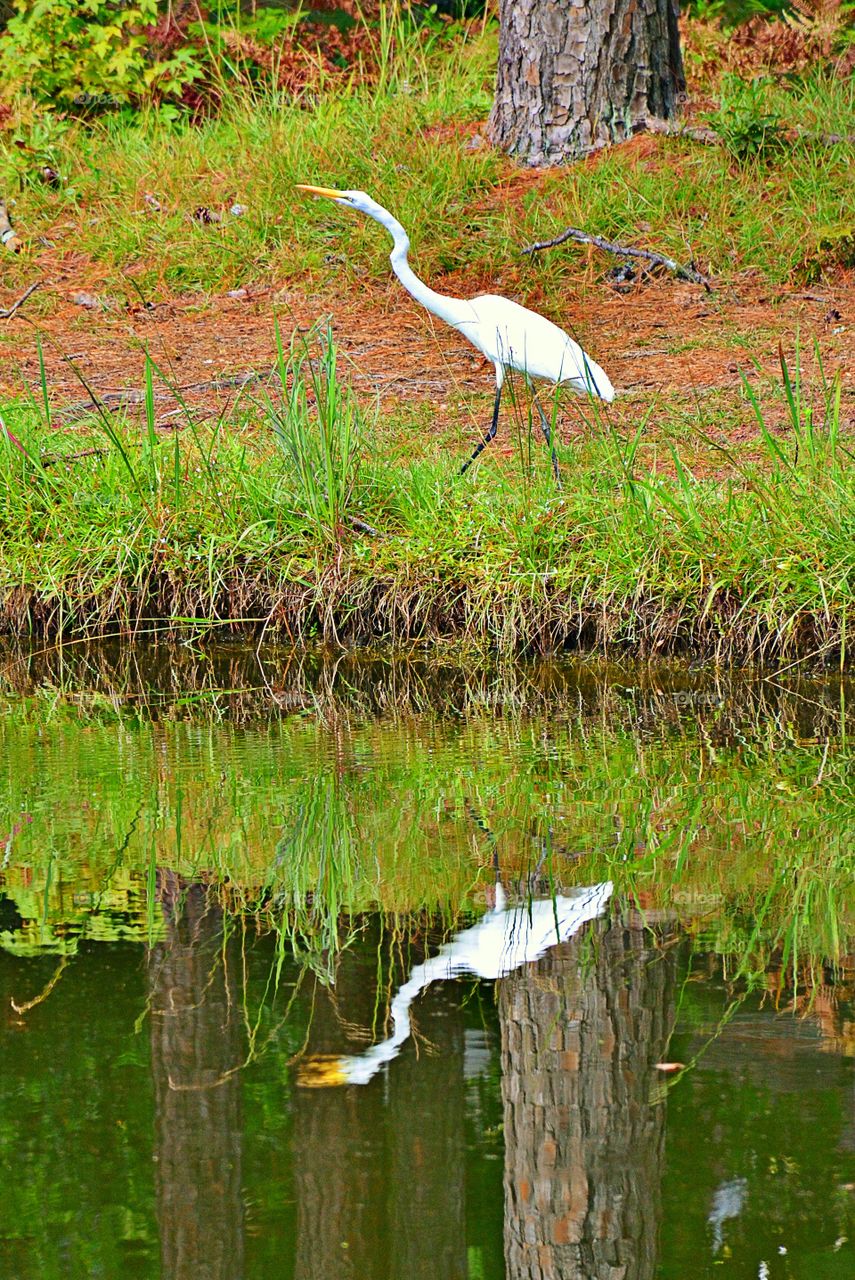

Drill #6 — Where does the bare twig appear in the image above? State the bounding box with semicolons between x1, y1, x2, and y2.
522;226;712;290
293;505;383;539
0;280;42;319
181;371;268;393
40;446;106;467
641;115;854;148
61;369;270;419
641;117;719;146
61;389;147;418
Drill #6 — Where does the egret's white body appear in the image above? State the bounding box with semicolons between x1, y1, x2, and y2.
299;881;613;1087
296;186;614;478
447;293;613;398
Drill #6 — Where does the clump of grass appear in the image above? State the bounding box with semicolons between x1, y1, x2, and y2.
265;325;365;544
0;332;851;662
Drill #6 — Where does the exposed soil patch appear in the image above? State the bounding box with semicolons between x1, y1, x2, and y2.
1;255;852;449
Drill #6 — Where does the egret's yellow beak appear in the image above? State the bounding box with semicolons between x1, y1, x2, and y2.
295;184;345;200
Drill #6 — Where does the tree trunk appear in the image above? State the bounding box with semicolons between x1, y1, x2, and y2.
388;984;468;1280
499;916;677;1280
489;0;685;166
293;956;390;1280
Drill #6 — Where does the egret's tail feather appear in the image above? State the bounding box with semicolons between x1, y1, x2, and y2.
297;1054;350;1088
576;357;614;403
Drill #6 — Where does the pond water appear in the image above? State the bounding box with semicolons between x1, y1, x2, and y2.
0;644;853;1280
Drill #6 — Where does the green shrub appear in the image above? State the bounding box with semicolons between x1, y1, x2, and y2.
707;74;785;157
0;0;204;109
685;2;793;23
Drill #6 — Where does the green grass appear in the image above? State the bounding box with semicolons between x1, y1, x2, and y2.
0;24;852;661
0;328;852;661
1;24;853;302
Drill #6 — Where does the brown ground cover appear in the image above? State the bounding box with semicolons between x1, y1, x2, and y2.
2;10;852;460
1;249;852;468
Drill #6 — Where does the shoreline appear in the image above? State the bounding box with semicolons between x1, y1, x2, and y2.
1;562;847;664
2;333;850;667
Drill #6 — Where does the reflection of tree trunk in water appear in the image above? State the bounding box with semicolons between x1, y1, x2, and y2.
388;984;467;1280
149;874;244;1280
500;918;676;1280
294;943;468;1280
294;951;389;1280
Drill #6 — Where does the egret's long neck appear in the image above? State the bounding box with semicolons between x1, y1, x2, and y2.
366;203;473;330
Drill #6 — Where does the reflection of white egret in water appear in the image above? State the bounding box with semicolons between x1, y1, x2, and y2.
708;1177;748;1254
298;881;613;1087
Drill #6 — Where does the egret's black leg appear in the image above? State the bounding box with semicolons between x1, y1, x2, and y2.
460;382;502;475
535;399;562;486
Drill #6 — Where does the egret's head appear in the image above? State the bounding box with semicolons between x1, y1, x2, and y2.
296;185;386;220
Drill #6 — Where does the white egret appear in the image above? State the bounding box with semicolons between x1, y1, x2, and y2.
298;881;613;1087
296;186;615;481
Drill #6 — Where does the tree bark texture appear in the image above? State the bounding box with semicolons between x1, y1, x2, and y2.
388;985;468;1280
489;0;685;165
499;917;677;1280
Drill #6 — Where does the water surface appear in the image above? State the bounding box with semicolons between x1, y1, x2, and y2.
1;645;852;1279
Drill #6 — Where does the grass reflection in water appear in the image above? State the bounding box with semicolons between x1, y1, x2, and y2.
0;645;852;1279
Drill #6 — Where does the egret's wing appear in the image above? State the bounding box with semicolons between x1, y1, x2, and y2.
432;882;613;980
464;295;614;400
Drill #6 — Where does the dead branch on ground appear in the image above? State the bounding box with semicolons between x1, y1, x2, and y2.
0;280;42;319
40;447;107;467
522;226;712;290
346;515;383;539
61;369;270;419
642;115;854;148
